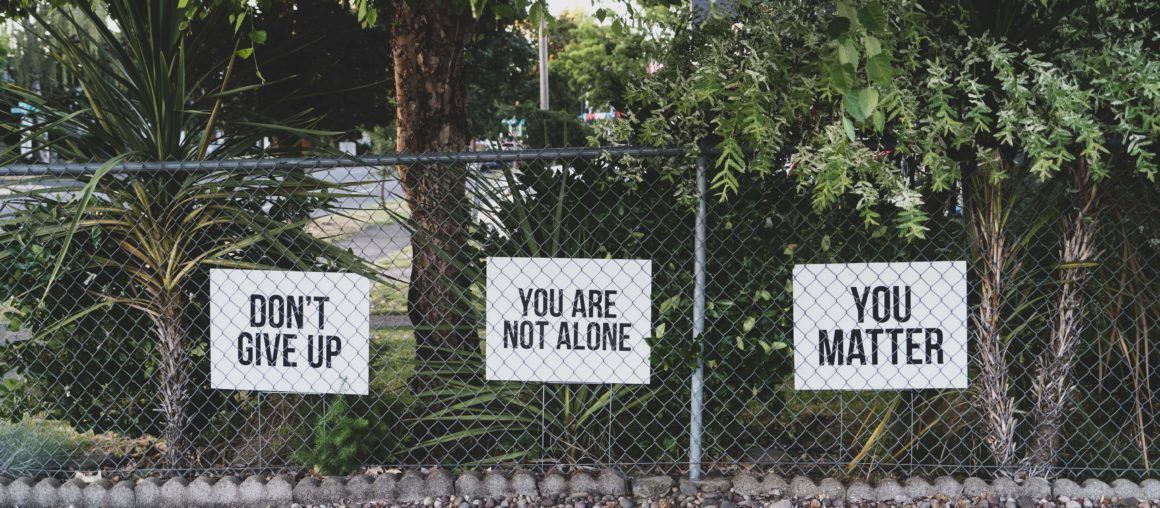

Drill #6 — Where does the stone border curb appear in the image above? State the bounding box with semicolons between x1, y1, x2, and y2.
0;471;1157;507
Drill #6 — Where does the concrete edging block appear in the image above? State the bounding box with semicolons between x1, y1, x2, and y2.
904;477;934;499
540;472;569;497
7;469;1160;507
1082;479;1115;500
266;475;295;504
631;476;672;498
789;476;818;498
570;471;599;496
512;470;539;497
135;477;164;506
188;475;216;506
485;471;513;498
933;476;963;498
874;478;905;502
373;473;399;501
1112;479;1144;500
57;478;86;507
962;477;989;498
456;471;485;499
761;474;788;496
236;475;268;507
320;476;349;502
210;475;241;506
427;468;456;497
32;478;61;508
818;478;845;500
597;470;628;496
347;474;376;501
108;479;136;508
1138;479;1160;501
398;470;427;502
846;481;873;501
160;477;189;505
730;473;762;496
294;477;324;504
84;478;113;508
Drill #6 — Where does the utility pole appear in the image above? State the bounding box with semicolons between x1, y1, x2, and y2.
538;15;549;111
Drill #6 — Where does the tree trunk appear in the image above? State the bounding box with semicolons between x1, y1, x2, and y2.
155;291;192;469
390;1;478;392
1025;162;1098;477
965;161;1019;475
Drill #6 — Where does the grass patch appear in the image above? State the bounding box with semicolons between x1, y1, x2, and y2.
307;200;410;240
374;246;413;271
371;328;415;397
371;279;409;315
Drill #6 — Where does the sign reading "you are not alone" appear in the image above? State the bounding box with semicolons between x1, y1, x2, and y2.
485;257;653;384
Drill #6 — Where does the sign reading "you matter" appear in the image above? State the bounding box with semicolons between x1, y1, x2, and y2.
793;261;968;390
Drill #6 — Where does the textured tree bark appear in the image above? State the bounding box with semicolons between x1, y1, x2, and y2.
155;291;192;469
1026;162;1098;477
390;1;478;392
965;161;1019;475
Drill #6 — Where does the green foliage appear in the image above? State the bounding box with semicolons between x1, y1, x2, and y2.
0;199;163;436
551;16;648;112
0;417;106;472
620;0;1160;239
0;377;24;420
0;0;380;467
208;0;396;137
465;23;538;140
297;396;375;475
622;2;834;198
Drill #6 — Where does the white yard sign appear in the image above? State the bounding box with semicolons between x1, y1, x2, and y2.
210;269;370;395
486;257;652;384
793;261;968;390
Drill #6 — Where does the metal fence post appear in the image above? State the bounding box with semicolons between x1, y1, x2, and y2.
690;155;707;480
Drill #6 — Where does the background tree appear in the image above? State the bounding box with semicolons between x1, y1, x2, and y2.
464;18;537;140
551;15;648;113
348;0;557;390
235;0;395;139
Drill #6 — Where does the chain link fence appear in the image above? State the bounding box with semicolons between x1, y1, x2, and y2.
0;148;1156;481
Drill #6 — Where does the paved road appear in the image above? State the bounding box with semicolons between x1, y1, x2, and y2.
337;222;412;274
0;166;406;212
312;166;413;265
311;165;405;212
0;167;412;256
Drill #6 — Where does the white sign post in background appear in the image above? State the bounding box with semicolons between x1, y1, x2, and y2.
210;269;370;395
793;261;968;390
486;257;652;384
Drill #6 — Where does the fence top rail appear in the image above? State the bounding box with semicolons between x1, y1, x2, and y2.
0;146;686;176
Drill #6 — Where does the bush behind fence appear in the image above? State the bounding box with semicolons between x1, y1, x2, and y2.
0;147;1156;480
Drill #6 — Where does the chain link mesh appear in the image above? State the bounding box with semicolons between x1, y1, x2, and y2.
0;149;1155;481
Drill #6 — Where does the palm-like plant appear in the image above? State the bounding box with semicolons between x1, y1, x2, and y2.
401;159;667;466
0;1;377;469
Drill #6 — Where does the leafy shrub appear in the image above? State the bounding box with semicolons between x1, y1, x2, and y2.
0;417;135;472
297;396;376;475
